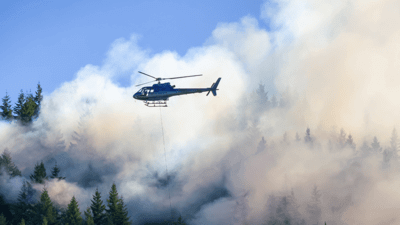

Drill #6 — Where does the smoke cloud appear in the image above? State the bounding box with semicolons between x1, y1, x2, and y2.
1;0;400;224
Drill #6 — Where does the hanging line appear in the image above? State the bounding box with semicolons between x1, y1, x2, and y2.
159;107;173;223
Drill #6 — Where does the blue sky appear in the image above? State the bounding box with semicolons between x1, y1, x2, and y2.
0;0;266;102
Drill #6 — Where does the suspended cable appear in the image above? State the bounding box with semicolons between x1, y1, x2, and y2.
159;107;173;223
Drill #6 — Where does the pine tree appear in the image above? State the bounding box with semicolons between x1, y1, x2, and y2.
50;163;65;180
65;196;83;225
0;92;13;121
30;161;47;184
346;134;356;150
371;136;382;153
0;213;7;225
255;83;269;110
37;189;57;225
34;82;43;118
304;128;313;143
13;90;25;121
84;207;94;225
338;128;347;148
106;183;131;225
0;149;21;177
307;185;322;225
21;94;37;124
12;181;34;225
106;183;120;224
91;188;107;225
117;197;131;225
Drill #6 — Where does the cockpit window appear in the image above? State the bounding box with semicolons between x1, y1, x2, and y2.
137;87;154;96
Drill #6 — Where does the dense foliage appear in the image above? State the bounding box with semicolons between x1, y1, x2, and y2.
0;83;42;125
0;152;133;225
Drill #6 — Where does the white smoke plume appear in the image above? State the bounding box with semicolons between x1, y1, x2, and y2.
1;0;400;224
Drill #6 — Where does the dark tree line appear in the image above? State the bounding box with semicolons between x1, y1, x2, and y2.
0;150;133;225
0;83;42;125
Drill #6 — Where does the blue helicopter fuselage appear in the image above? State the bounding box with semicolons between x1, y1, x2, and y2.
133;78;221;101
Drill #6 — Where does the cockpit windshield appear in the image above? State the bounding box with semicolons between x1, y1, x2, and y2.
138;87;154;96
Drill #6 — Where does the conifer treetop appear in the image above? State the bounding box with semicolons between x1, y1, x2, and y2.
65;196;83;225
1;92;13;121
91;188;107;225
30;161;47;184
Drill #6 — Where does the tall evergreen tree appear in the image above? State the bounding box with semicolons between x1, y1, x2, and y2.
338;128;347;148
30;161;47;184
106;183;130;225
304;128;313;143
65;196;83;225
13;90;25;121
12;181;34;225
91;188;107;225
255;83;269;110
50;163;65;180
36;189;57;225
106;183;120;224
21;94;37;124
0;92;13;121
0;149;21;177
346;134;356;150
371;136;382;153
117;197;131;225
307;185;322;225
34;82;43;118
84;207;94;225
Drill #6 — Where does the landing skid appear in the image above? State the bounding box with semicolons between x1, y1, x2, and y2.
144;100;168;107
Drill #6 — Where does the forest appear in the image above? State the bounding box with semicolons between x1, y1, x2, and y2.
1;83;399;225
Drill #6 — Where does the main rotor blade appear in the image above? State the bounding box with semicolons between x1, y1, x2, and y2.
138;71;157;79
135;80;156;87
162;74;202;80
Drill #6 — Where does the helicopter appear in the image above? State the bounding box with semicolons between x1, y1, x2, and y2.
133;71;221;107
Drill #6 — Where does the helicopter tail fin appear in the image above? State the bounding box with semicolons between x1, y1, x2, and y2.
210;77;221;96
